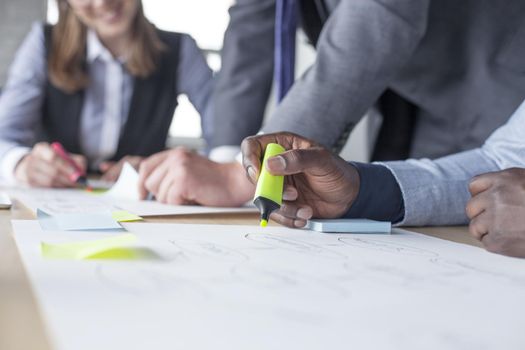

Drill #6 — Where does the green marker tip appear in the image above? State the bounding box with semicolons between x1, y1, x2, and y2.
260;219;268;228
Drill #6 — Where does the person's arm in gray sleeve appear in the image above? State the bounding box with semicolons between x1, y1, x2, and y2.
176;34;214;150
210;0;276;149
340;152;499;226
381;99;525;227
345;150;504;227
380;150;499;227
263;0;431;148
0;22;47;182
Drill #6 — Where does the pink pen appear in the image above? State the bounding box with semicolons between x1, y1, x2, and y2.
51;142;88;187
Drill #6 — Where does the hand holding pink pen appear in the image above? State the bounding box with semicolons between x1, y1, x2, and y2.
50;142;89;187
13;141;88;188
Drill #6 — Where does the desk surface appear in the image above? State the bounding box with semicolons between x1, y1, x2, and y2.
0;200;481;350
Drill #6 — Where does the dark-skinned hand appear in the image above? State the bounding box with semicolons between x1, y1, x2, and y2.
241;132;360;228
466;168;525;258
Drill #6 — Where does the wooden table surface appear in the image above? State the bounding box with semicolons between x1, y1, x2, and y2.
0;199;482;350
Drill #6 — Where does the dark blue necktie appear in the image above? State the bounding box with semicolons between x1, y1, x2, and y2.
275;0;297;103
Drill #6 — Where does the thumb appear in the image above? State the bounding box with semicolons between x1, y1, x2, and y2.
266;148;331;176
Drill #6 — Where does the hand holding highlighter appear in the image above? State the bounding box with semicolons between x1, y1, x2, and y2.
253;143;286;227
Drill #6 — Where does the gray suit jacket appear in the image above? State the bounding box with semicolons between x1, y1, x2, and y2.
382;99;525;226
212;0;525;160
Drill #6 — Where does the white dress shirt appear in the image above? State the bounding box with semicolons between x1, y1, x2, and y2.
81;30;132;167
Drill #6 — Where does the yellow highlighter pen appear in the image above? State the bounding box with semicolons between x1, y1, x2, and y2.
253;143;286;227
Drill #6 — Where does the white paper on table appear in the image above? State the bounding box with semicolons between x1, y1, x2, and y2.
37;209;123;231
6;161;255;216
11;220;525;350
7;188;256;217
103;162;141;201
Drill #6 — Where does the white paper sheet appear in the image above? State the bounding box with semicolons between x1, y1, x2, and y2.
102;162;141;201
11;220;525;350
7;188;256;217
37;209;123;231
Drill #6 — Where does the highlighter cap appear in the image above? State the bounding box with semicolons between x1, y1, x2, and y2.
253;143;286;206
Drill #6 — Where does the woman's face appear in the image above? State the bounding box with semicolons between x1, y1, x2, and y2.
67;0;139;40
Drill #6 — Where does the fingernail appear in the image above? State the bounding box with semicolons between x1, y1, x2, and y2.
294;220;307;228
267;156;286;172
297;208;312;220
283;188;296;201
247;166;257;182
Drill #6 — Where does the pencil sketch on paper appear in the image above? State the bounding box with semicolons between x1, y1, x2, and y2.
11;188;118;215
95;264;164;296
338;237;439;257
229;262;350;298
244;233;346;260
341;260;446;289
10;220;525;350
429;258;525;287
230;264;298;288
94;264;210;298
167;238;250;263
37;196;114;215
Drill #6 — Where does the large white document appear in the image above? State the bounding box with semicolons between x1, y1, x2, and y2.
12;221;525;350
8;188;256;217
6;163;256;217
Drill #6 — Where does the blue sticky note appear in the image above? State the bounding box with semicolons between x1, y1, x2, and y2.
37;209;123;231
306;219;391;234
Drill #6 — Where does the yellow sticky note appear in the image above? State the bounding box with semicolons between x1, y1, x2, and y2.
85;188;109;195
41;234;139;260
111;211;143;222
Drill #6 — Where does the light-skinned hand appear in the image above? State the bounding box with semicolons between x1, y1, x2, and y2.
138;147;254;206
14;142;87;188
99;155;143;182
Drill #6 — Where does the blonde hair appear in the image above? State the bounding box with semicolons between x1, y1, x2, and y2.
49;0;165;92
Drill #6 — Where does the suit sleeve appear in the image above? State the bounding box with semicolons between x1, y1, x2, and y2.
263;0;431;148
176;34;214;149
210;0;277;148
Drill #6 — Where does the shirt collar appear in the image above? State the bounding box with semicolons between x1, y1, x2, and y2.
86;30;127;64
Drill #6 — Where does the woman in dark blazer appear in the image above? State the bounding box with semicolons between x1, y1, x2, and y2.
0;0;213;187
